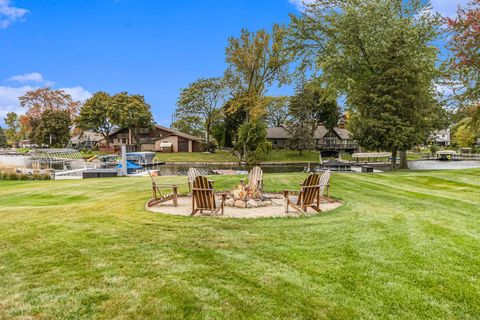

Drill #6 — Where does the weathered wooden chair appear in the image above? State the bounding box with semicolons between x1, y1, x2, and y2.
191;176;227;216
147;171;179;208
187;168;201;193
240;166;264;192
284;170;331;214
319;170;332;202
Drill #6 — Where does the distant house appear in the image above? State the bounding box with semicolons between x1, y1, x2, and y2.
18;139;36;148
433;129;451;147
109;125;204;152
267;125;357;153
70;130;105;149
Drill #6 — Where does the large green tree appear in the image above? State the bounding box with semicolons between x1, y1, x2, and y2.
110;92;154;147
235;120;272;163
225;24;293;161
265;96;290;127
77;92;116;147
288;81;340;154
174;78;227;144
31;109;72;147
290;0;445;169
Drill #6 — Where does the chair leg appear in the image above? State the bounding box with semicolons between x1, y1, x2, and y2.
221;194;226;215
284;190;289;213
173;185;178;207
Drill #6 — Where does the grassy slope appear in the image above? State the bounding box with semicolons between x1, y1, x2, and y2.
0;170;479;319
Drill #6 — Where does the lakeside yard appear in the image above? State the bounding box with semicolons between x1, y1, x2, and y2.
0;170;480;318
154;150;322;163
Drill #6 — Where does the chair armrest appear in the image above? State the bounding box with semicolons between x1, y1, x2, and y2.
283;189;298;192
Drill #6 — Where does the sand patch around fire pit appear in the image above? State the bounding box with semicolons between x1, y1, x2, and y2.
146;195;342;219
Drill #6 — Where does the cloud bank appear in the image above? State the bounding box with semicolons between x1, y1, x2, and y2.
0;0;29;28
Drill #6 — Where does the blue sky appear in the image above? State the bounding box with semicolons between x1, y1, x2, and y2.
0;0;469;127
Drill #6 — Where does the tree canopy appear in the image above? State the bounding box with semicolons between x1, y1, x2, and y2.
288;81;340;154
225;24;293;121
77;92;116;147
174;77;227;144
290;0;445;168
110;92;154;146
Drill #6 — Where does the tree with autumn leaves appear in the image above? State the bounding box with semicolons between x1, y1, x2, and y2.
18;88;79;147
447;0;480;143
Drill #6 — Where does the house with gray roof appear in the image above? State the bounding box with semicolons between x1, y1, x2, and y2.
267;125;357;153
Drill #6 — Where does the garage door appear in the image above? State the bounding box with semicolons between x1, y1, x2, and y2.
178;141;189;152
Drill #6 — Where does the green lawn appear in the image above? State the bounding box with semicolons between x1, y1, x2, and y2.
1;170;480;319
156;149;323;163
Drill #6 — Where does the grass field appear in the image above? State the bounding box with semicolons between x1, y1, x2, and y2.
154;149;322;163
1;170;480;319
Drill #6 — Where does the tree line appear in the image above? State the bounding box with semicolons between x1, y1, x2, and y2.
171;0;480;168
2;88;154;149
2;0;480;169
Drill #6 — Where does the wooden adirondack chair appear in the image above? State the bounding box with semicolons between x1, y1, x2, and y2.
188;168;201;193
240;166;264;191
191;176;227;216
319;170;332;201
147;171;179;207
283;171;331;214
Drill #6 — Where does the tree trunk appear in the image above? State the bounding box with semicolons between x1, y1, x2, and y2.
243;113;249;162
391;150;397;171
103;133;110;148
399;150;408;169
206;120;211;147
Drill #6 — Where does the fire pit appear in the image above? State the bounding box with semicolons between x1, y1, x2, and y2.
225;184;274;208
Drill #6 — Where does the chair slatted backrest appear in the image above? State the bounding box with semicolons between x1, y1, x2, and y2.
319;170;331;197
192;176;216;210
297;173;320;206
188;168;200;184
248;166;263;189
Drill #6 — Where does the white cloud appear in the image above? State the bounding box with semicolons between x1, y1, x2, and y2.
430;0;469;18
289;0;315;11
289;0;470;17
8;72;44;83
60;86;92;102
0;85;34;121
0;0;29;29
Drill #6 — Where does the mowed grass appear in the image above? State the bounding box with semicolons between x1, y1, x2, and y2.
0;170;480;319
155;149;322;163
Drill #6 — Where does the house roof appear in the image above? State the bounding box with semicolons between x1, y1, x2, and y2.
71;130;105;144
153;125;204;141
267;125;353;140
108;125;204;142
333;128;352;140
266;125;290;139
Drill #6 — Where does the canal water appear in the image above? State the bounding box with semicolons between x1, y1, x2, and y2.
157;160;480;176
